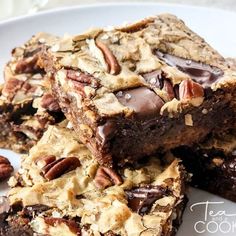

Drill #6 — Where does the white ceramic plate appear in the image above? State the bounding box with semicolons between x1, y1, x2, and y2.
0;3;236;236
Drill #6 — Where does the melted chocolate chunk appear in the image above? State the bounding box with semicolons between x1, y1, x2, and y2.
97;120;117;145
142;70;163;88
156;50;223;88
116;87;164;119
126;185;167;215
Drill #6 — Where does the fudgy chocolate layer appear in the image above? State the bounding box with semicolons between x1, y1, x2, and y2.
173;145;236;202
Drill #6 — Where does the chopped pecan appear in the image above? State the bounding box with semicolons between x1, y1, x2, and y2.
0;156;14;181
94;166;123;189
119;18;153;33
41;157;80;180
96;40;121;75
35;155;56;169
41;93;61;112
66;70;98;97
45;217;81;235
179;79;204;106
1;78;24;100
15;55;41;74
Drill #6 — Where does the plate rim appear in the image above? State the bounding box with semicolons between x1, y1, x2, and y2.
1;2;236;27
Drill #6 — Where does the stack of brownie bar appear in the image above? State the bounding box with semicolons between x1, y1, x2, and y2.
0;14;236;236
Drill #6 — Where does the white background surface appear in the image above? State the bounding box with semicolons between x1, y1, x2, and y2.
0;3;236;236
1;0;236;20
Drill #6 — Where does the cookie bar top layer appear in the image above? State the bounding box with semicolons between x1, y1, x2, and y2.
44;14;236;166
0;33;63;152
6;125;187;236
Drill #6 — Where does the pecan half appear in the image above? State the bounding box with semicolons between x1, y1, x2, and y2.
41;93;61;112
35;155;56;169
179;79;204;106
94;167;123;189
96;40;121;75
41;157;80;180
0;156;14;181
45;217;81;235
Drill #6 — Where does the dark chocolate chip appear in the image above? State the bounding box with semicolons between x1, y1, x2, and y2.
116;87;164;119
126;185;168;215
156;50;223;88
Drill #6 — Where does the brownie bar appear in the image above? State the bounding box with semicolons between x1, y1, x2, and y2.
173;129;236;202
3;124;188;236
42;14;236;167
0;33;64;153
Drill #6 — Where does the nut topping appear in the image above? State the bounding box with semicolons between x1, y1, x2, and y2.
94;166;123;189
179;79;204;106
40;93;61;112
1;78;24;100
35;155;56;169
66;70;99;97
15;55;41;74
96;40;121;75
0;155;14;181
40;157;80;180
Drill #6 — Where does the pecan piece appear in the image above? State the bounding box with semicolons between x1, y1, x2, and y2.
96;40;121;75
45;217;81;235
94;166;123;189
15;55;41;74
41;157;80;181
35;155;56;169
1;78;24;100
0;156;14;181
66;70;98;97
179;79;204;106
41;93;61;112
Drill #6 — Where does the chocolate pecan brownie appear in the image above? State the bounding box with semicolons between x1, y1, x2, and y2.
42;14;236;167
0;33;64;153
1;124;188;236
173;129;236;202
